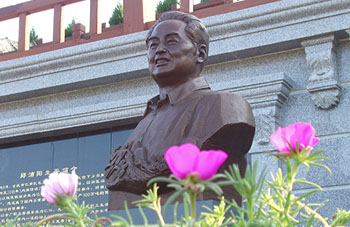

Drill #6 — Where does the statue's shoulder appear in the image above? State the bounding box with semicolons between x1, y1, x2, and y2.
198;89;251;109
195;89;254;127
192;89;255;148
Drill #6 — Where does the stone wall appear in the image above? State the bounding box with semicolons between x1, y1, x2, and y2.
0;0;349;218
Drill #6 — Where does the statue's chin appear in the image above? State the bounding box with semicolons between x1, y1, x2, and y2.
151;65;175;78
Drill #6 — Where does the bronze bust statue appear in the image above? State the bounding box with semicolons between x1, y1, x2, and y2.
105;11;255;210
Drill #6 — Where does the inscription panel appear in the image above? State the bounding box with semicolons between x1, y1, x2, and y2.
0;129;132;224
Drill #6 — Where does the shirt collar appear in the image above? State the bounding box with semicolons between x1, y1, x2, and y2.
145;77;210;115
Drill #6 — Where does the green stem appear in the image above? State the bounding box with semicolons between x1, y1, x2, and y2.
92;217;113;226
36;214;66;226
247;198;254;220
77;220;86;227
153;201;165;226
64;200;87;227
36;213;80;226
72;203;87;227
296;201;329;227
189;191;197;220
284;159;299;225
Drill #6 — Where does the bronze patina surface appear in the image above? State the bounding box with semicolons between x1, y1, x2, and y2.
105;11;255;210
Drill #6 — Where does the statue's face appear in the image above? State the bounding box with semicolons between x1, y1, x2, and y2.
147;20;199;87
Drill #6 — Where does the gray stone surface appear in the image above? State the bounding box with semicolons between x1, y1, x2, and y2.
0;77;157;141
204;48;308;90
283;133;350;189
337;40;350;83
295;186;350;220
280;84;350;137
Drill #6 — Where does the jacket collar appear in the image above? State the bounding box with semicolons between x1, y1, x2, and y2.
145;77;210;116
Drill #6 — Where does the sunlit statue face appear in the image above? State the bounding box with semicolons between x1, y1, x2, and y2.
147;20;201;88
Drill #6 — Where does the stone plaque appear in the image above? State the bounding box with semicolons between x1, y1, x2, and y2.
0;129;132;224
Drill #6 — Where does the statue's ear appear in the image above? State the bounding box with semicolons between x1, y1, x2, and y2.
197;44;208;64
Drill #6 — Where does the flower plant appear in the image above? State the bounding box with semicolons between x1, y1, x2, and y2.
2;122;350;227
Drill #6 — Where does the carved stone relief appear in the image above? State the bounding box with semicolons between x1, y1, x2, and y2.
255;109;276;146
301;35;341;110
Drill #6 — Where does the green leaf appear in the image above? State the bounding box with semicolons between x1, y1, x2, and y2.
216;180;234;187
147;176;177;186
203;181;223;195
294;179;322;190
210;173;227;180
173;202;179;224
163;189;185;215
138;205;148;225
124;201;133;225
294;189;319;202
308;162;332;174
167;183;183;191
183;194;190;222
307;149;326;159
110;214;129;226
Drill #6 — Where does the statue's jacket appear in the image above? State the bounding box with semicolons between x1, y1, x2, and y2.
105;76;255;197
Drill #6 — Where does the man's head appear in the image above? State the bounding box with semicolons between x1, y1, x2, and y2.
146;11;209;88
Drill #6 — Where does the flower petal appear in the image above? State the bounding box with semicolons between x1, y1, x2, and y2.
193;150;228;180
68;171;79;196
165;143;200;179
58;172;71;194
270;126;290;152
311;137;320;147
270;122;319;153
41;181;56;204
40;171;79;205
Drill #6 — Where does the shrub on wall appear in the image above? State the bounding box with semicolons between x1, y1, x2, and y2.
156;0;179;14
65;18;76;38
109;3;123;26
30;27;40;45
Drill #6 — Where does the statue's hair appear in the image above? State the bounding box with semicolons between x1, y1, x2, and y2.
146;11;209;54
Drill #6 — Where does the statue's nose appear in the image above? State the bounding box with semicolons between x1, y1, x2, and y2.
156;43;167;54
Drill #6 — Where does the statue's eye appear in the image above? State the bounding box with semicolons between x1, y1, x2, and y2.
167;40;177;45
149;43;158;50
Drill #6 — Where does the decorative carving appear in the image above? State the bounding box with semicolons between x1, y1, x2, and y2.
307;80;341;110
307;54;334;82
255;110;275;145
301;35;341;110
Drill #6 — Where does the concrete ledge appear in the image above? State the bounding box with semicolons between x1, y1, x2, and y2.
0;73;293;143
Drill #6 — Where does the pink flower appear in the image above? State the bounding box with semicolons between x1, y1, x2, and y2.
41;171;78;204
270;122;320;153
164;143;228;180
